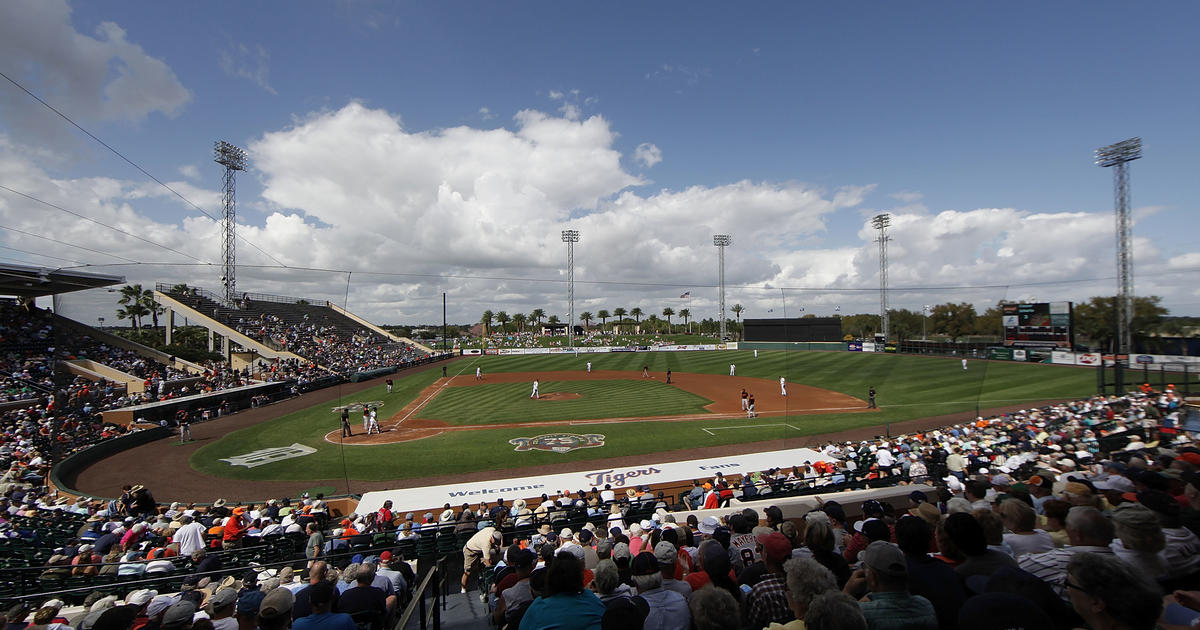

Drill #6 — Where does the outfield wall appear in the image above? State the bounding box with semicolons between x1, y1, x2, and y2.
738;341;846;352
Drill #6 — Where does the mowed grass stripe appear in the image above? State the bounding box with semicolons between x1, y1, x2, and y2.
189;351;1099;482
415;380;713;425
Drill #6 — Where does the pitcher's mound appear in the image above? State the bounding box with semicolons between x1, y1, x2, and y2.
536;392;581;401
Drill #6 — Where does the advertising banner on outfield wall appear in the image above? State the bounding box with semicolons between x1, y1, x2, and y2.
356;446;831;515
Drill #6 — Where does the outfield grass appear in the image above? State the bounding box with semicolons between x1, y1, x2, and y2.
190;350;1097;482
416;380;713;425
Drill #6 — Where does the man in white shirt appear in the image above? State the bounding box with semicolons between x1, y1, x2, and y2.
173;514;205;556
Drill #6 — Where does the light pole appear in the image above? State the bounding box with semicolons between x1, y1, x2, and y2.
713;234;731;340
561;229;579;349
872;214;891;342
1095;137;1141;360
97;316;104;329
214;140;247;305
922;305;930;341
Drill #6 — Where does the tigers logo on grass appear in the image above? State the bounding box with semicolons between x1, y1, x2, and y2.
220;443;317;468
331;401;384;413
509;433;606;454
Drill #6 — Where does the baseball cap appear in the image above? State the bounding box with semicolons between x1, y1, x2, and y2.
862;541;907;578
631;551;659;576
757;532;791;563
146;595;177;618
209;588;237;610
161;601;196;629
698;516;719;535
235;591;265;616
612;542;631;561
861;499;884;516
126;589;157;607
908;490;928;504
379;551;393;561
653;541;677;567
258;586;294;619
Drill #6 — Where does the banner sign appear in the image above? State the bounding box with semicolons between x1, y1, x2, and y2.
356;446;830;514
847;342;863;352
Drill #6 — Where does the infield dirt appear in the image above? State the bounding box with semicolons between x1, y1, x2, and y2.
322;369;871;445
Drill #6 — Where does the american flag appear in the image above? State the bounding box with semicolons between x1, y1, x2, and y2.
680;291;691;298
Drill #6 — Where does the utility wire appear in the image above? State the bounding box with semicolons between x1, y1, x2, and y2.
0;244;86;265
0;68;288;268
0;225;139;263
49;260;1200;294
0;184;210;263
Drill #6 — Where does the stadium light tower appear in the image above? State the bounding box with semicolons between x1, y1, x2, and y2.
872;213;892;342
1095;137;1142;359
713;234;731;340
214;140;247;305
562;229;580;348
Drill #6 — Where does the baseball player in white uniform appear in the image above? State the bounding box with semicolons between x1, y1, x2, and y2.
586;362;592;373
367;407;380;434
530;379;540;399
780;376;787;396
962;359;968;371
475;366;482;380
729;364;736;376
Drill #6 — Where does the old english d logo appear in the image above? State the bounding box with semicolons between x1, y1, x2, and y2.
509;433;606;453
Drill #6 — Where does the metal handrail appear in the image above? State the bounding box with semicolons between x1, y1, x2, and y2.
394;557;443;630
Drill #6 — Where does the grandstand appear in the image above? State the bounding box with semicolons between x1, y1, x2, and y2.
155;284;433;374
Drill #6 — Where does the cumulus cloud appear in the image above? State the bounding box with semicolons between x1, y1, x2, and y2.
633;143;662;168
218;39;277;95
3;98;1199;324
0;0;190;147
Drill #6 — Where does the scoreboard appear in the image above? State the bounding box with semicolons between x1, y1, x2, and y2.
1002;302;1073;348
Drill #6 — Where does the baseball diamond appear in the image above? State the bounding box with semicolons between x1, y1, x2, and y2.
64;350;1099;502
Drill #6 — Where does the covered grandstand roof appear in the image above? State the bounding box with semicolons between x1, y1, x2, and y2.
0;263;124;298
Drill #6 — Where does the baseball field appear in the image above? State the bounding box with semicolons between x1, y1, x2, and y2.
172;349;1094;488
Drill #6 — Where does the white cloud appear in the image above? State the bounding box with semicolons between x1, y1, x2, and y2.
218;39;277;95
0;0;190;146
889;190;923;203
633;143;662;168
178;164;200;180
4;100;1200;325
478;107;495;120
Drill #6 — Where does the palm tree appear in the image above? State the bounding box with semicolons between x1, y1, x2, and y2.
495;311;510;334
547;314;561;325
731;304;744;323
140;288;163;329
117;284;147;327
612;307;627;330
580;311;593;329
530;309;545;327
630;307;643;324
679;308;691;332
169;283;190;294
597;309;610;327
662;307;674;333
512;312;527;332
480;310;494;335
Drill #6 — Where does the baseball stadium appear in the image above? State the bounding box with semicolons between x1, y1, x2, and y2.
4;4;1200;630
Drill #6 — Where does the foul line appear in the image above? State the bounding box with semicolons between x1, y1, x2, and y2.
701;423;802;436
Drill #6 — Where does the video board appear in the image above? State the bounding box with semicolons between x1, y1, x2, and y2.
1001;302;1073;348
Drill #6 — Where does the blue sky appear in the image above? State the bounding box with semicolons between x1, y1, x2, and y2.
1;1;1198;324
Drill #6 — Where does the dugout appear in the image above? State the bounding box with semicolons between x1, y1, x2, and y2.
743;317;842;343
